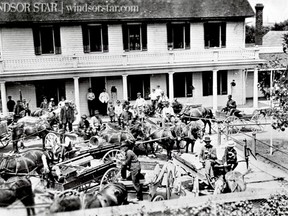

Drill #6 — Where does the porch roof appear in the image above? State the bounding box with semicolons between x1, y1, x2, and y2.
0;0;254;24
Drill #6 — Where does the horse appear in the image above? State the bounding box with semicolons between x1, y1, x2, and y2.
179;106;214;135
172;120;204;153
0;176;35;216
99;124;136;145
0;149;52;182
49;183;127;213
141;119;175;159
10;116;52;152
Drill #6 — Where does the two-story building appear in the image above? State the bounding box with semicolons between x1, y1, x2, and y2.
0;0;264;117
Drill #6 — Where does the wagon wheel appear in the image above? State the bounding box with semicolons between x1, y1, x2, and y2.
166;170;174;200
152;195;165;202
100;167;121;190
45;132;59;148
223;116;242;135
0;132;12;149
101;149;124;164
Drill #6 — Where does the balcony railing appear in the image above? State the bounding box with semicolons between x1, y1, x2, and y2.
1;48;259;72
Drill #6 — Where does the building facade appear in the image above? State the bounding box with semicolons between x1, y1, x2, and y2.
0;0;264;117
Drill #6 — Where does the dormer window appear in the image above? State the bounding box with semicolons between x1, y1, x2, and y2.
204;22;226;48
32;25;61;55
167;22;190;50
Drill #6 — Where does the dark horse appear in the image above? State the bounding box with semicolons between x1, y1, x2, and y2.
50;183;127;212
0;149;52;181
179;106;214;135
0;176;35;215
172;120;204;153
11;116;51;152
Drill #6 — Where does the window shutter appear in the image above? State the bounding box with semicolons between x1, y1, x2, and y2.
54;25;61;54
32;27;41;55
204;23;209;48
141;23;147;51
221;22;226;48
82;25;90;53
185;22;190;49
122;24;129;51
167;22;173;50
102;24;109;52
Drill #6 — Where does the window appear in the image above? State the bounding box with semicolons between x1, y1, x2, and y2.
202;70;228;96
174;73;193;97
204;22;226;48
32;25;61;55
167;22;190;50
82;24;109;53
217;70;227;95
128;75;150;100
122;23;147;51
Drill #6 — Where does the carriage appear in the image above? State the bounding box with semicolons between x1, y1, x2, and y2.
213;108;269;135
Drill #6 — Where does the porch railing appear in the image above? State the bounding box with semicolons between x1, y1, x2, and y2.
1;48;259;72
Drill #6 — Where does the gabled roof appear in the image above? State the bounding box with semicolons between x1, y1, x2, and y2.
0;0;254;23
263;31;288;47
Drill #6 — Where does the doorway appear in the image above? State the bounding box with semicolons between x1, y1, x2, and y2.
91;77;106;111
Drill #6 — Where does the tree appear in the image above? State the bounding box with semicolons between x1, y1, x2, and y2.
258;33;288;131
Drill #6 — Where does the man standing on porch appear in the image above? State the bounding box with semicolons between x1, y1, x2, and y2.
87;88;95;117
99;88;110;116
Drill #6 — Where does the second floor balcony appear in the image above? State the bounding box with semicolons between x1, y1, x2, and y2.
1;48;260;74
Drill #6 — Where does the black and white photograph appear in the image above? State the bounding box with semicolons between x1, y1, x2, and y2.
0;0;288;215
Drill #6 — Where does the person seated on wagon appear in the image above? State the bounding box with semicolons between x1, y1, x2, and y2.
77;114;90;140
120;141;143;201
223;95;237;116
199;136;218;183
162;101;176;123
90;110;103;135
222;140;238;171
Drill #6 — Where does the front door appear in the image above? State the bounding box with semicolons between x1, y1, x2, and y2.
91;77;105;111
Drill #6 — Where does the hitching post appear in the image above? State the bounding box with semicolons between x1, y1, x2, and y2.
252;132;257;156
217;121;221;145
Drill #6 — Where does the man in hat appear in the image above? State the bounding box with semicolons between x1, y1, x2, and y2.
60;100;75;132
222;140;238;171
162;101;175;123
98;88;110;116
199;136;217;182
224;95;237;116
120;141;143;201
90;110;103;135
77;114;90;140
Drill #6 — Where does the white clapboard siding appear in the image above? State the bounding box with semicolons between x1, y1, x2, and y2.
2;28;35;59
226;21;245;48
108;24;123;53
61;26;84;55
191;23;204;50
147;24;167;52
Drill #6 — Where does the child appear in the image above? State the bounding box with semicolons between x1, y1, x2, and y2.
115;100;123;125
107;101;115;122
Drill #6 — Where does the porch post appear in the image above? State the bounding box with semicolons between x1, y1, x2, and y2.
213;70;218;111
0;81;7;115
122;75;128;100
253;67;259;108
168;72;174;102
73;76;80;120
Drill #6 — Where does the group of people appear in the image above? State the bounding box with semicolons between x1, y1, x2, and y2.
87;88;110;117
199;137;238;183
7;96;31;121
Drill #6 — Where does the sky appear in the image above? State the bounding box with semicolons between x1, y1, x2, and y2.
246;0;288;26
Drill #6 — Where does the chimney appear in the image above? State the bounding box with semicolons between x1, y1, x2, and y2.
255;3;264;45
